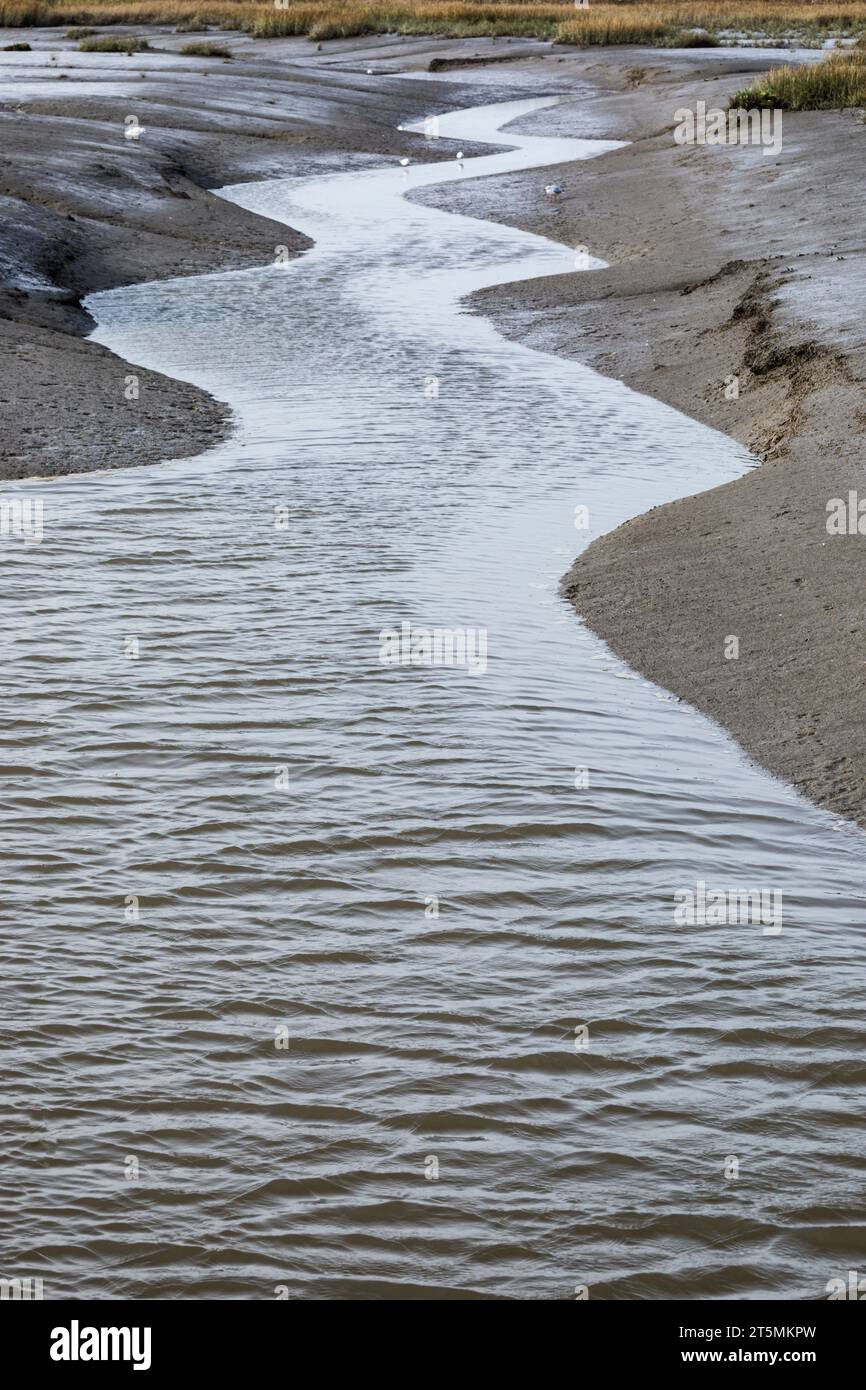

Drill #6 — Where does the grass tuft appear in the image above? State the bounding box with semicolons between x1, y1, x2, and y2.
79;33;150;50
732;45;866;107
179;37;232;52
668;26;720;45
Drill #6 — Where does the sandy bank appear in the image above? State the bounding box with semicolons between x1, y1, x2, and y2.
414;46;866;827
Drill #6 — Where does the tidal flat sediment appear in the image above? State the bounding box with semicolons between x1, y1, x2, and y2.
417;47;866;826
0;29;495;477
3;31;864;828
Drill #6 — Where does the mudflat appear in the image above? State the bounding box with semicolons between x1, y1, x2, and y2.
419;47;866;827
0;29;499;476
2;32;864;827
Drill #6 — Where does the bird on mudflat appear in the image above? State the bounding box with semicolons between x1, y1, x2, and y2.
545;183;564;200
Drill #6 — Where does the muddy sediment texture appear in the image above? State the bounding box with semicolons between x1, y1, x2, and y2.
5;34;866;826
0;30;491;478
414;47;866;825
0;57;307;477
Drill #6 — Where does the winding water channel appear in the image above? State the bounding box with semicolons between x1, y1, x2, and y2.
3;94;866;1299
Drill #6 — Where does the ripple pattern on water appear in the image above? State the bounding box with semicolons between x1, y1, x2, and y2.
2;96;865;1300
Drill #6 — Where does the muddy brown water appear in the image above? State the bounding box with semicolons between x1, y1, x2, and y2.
2;96;865;1300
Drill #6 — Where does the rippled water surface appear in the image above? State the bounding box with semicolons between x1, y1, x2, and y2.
3;95;866;1300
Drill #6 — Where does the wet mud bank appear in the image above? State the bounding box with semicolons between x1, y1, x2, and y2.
416;47;866;825
0;28;496;477
5;32;865;828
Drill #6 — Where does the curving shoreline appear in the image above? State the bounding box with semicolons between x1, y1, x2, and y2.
16;77;866;1301
3;32;864;827
0;29;495;478
4;33;866;1300
420;48;866;828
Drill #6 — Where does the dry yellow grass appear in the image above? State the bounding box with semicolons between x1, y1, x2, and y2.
556;2;866;46
733;39;866;104
0;0;864;48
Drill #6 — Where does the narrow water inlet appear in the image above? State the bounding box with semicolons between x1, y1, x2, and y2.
3;95;866;1300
